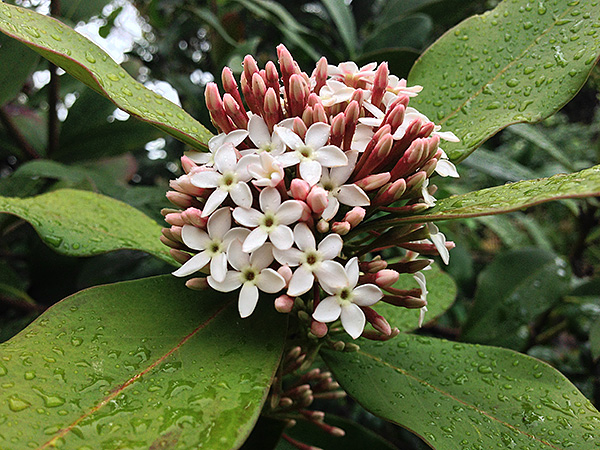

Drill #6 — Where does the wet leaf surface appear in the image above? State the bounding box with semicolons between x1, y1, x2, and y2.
0;276;287;449
0;189;174;264
322;335;600;450
0;3;213;150
409;0;600;162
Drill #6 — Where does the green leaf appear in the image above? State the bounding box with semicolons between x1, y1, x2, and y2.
461;147;538;182
0;3;213;150
363;14;433;52
0;32;39;106
408;0;600;162
60;0;112;22
276;414;399;450
462;248;571;350
370;165;600;227
0;275;287;449
0;189;175;265
321;0;358;58
192;7;239;47
322;335;600;450
590;317;600;361
374;264;457;333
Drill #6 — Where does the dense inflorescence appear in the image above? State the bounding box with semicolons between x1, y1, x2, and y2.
161;44;458;340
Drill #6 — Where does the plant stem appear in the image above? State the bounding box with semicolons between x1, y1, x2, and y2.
47;0;61;156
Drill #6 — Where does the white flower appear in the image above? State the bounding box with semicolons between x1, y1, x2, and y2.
435;149;460;178
421;179;437;207
427;223;450;265
359;101;385;128
208;241;285;318
312;257;383;339
318;79;355;107
382;76;423;106
233;187;304;252
191;144;253;217
273;222;344;297
275;123;348;186
327;61;377;85
241;115;286;156
247;152;285;187
185;129;248;165
172;208;247;282
414;272;429;327
393;107;459;142
319;150;370;221
351;123;374;152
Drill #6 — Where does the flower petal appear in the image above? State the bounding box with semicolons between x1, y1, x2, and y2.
305;122;330;149
230;182;253;208
208;270;243;292
223;227;250;246
226;239;249;271
250;242;274;270
299;160;322;186
321;196;339;221
202;188;228;217
315;260;348;294
243;227;268;253
340;303;366;339
172;251;211;277
181;225;210;250
315;145;348;167
214;143;237;173
257;268;286;293
210;252;228;283
239;283;259;318
248;115;271;148
293;222;316;251
259;186;281;212
337;184;370;206
317;234;343;260
270;224;294;250
275;126;303;150
207;207;231;240
225;129;250;147
345;257;359;288
312;296;342;323
276;200;304;225
190;170;220;188
273;247;303;267
276;152;300;168
352;284;383;306
233;207;262;227
287;266;315;297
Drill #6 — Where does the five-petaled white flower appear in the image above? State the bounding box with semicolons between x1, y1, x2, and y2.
208;241;286;318
312;257;383;339
318;79;355;107
191;143;253;217
273;222;344;297
275;123;348;186
186;129;248;166
319;150;370;221
327;61;377;86
233;187;304;252
241;115;286;156
246;152;285;187
172;208;247;282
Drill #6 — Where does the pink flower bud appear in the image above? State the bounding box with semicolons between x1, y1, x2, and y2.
243;54;259;84
204;82;235;133
330;112;345;147
312;56;328;94
223;93;248;128
166;191;194;208
292;117;307;140
371;62;388;107
306;186;328;214
289;73;308;117
275;294;295;313
331;221;351;235
360;258;388;273
290;178;310;201
375;269;400;288
170;249;191;264
182;208;207;228
185;277;209;290
354;172;391;191
363;306;392;336
277;265;293;284
221;66;244;110
317;219;329;233
164;212;185;226
343;207;366;228
310;320;328;338
264;61;280;91
180;155;198;174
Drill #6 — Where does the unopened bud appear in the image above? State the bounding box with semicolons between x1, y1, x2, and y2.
290;178;310;201
312;56;328;94
277;266;293;284
279;397;293;408
275;294;295;313
360;258;388;273
310;320;328;338
180;155;197;174
354;172;391;191
333;341;345;351
185;277;209;290
166;191;194;209
375;269;400;288
331;221;351;235
343;207;366;227
307;186;328;214
170;249;191;264
344;343;360;352
316;219;329;233
363;307;392;336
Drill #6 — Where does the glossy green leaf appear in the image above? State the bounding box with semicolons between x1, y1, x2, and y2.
322;335;600;450
363;14;433;52
0;189;174;265
371;164;600;228
462;248;571;350
0;275;287;449
0;32;39;106
0;3;213;150
374;264;457;333
321;0;358;58
276;414;398;450
408;0;600;162
461;147;538;182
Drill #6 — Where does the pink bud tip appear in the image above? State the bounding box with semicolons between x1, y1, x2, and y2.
331;221;351;235
376;269;400;288
306;186;328;214
343;207;366;228
277;265;293;284
180;156;197;174
275;294;295;313
317;219;329;233
204;82;222;111
310;320;328;338
185;277;209;290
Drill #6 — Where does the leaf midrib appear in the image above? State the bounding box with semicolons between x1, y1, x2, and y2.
357;349;562;450
38;300;233;449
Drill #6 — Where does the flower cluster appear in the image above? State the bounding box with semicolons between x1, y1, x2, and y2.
161;45;458;340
